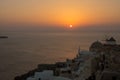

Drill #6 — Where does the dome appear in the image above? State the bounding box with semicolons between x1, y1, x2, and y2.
90;41;102;48
89;41;103;52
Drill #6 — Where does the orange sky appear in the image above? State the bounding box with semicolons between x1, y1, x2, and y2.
0;0;120;28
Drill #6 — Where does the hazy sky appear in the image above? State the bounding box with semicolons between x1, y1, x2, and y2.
0;0;120;30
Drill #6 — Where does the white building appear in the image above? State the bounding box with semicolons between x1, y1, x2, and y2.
73;50;95;80
26;70;71;80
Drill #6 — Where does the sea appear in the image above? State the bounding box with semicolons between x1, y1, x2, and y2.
0;30;119;80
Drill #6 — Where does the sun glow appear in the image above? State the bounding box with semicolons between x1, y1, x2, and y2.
70;24;73;28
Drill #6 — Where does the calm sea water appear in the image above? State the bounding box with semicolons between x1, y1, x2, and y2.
0;31;119;80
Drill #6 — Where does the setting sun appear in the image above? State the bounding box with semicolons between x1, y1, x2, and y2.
70;25;73;28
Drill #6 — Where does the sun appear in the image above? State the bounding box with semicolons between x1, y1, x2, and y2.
69;24;73;28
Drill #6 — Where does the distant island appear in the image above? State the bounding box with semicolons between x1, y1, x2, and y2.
0;36;8;38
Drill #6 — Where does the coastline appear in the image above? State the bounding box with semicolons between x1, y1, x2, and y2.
14;50;95;80
14;63;64;80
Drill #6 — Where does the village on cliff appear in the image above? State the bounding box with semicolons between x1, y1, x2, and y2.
15;37;120;80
